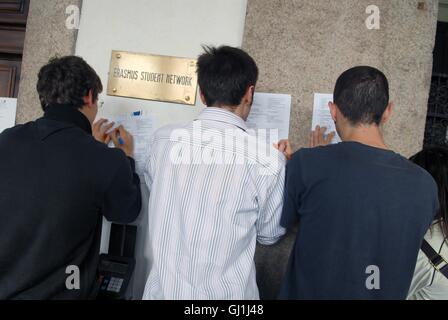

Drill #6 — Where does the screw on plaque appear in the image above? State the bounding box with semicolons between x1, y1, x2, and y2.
417;2;427;10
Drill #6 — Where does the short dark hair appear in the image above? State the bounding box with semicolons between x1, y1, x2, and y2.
334;66;389;126
37;56;103;111
410;146;448;239
197;46;258;107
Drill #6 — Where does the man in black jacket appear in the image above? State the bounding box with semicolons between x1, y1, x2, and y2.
0;56;142;299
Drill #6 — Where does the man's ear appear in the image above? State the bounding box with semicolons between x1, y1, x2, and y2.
83;90;94;108
382;102;394;124
244;85;255;105
329;102;338;123
199;90;207;106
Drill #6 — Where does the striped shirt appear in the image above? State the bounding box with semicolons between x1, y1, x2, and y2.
142;107;286;300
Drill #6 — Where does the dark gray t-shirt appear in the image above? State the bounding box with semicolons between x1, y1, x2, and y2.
279;142;439;300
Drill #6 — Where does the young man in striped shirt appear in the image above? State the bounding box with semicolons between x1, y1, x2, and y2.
142;46;286;300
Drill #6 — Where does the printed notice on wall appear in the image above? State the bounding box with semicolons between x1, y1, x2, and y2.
246;93;292;140
312;93;341;144
0;98;17;134
106;112;156;179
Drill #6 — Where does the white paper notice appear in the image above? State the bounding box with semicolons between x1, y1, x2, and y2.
107;113;155;177
246;93;292;140
312;93;341;144
0;98;17;133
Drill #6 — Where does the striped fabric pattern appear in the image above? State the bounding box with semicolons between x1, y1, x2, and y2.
142;107;286;300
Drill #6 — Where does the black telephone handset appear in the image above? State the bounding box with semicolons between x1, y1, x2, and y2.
97;224;137;300
98;254;135;299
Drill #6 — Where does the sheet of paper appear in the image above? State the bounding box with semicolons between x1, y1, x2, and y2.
0;98;17;133
312;93;341;144
107;113;155;177
246;93;292;140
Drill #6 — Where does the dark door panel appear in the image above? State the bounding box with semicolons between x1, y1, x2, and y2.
0;26;25;54
0;0;29;25
0;0;28;98
0;59;20;97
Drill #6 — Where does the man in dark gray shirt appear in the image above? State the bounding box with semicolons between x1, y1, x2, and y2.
278;66;439;299
0;56;141;299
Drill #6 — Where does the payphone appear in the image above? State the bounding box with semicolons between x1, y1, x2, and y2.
97;224;137;300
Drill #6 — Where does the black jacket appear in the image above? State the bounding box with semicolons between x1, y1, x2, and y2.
0;104;141;299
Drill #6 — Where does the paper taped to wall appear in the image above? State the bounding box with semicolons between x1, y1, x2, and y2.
246;93;292;140
0;98;17;134
106;113;156;177
312;93;341;144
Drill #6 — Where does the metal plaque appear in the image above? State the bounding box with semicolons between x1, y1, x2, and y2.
107;50;198;105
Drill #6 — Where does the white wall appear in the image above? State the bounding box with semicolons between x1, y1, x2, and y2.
75;0;247;299
440;0;448;22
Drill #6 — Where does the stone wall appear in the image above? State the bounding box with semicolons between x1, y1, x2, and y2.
16;0;82;124
243;0;438;158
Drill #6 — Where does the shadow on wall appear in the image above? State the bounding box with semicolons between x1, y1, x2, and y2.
255;229;297;300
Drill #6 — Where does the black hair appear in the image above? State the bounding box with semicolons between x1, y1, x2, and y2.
334;66;389;126
410;146;448;239
197;45;258;107
37;56;103;111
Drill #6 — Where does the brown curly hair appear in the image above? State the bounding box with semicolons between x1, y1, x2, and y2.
37;56;102;111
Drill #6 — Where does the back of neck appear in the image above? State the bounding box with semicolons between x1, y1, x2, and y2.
340;125;388;150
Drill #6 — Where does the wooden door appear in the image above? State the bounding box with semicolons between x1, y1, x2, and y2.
0;0;29;98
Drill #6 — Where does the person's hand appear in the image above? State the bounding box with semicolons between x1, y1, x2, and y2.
109;125;134;158
92;119;115;144
310;125;336;148
274;139;292;161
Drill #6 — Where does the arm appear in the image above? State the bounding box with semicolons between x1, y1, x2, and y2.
280;154;305;229
101;125;142;223
256;165;287;246
143;134;156;193
102;156;142;224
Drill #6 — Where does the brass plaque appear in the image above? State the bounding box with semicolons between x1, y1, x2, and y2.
107;50;198;105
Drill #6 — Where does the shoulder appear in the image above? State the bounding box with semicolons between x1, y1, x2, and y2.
403;159;439;196
79;134;129;170
260;142;286;176
288;144;341;171
0;121;35;140
291;143;342;161
424;223;448;250
154;122;190;138
148;122;192;148
244;132;286;176
92;139;127;160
